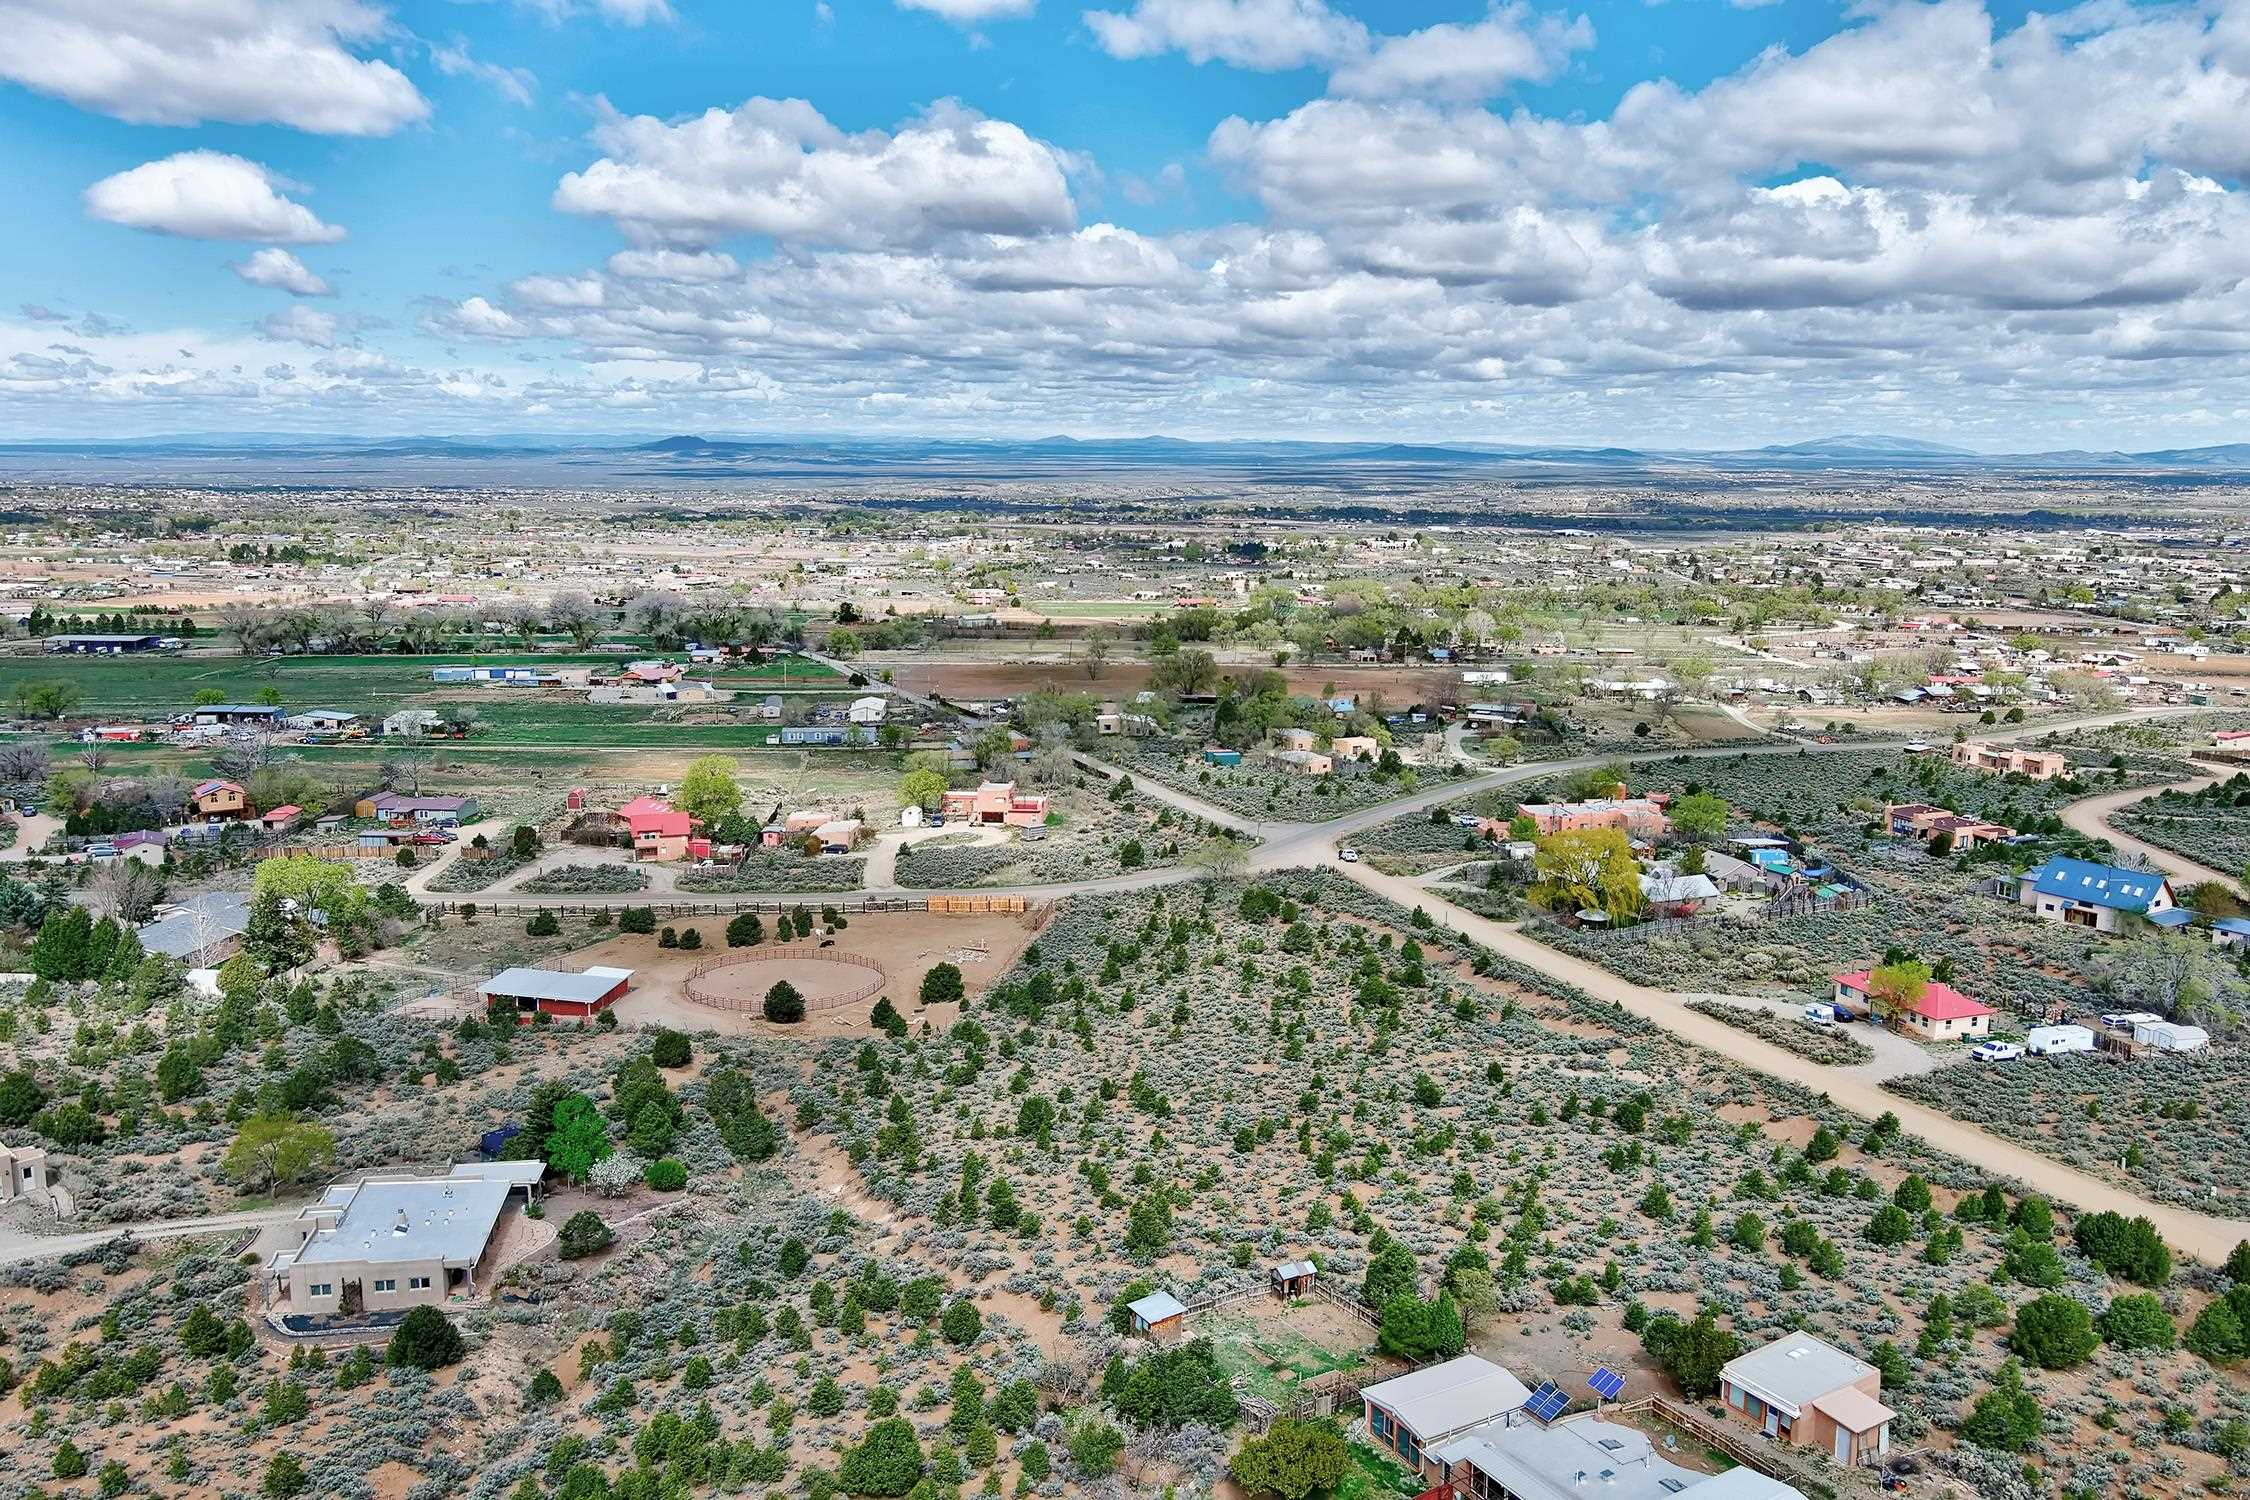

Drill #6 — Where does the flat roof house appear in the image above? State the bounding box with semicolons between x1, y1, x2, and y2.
1719;1331;1894;1467
1362;1355;1533;1479
480;965;635;1021
1951;742;2065;780
266;1160;543;1320
1518;797;1670;840
1433;1413;1716;1500
1272;748;1334;776
2017;856;2175;935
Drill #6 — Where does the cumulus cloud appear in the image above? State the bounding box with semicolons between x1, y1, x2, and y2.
0;0;427;135
607;249;743;282
553;97;1078;248
260;305;344;347
231;248;334;297
85;153;346;244
1328;5;1592;101
1084;0;1367;69
22;0;2250;448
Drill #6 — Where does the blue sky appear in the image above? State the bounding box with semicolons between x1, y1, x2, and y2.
4;0;2249;448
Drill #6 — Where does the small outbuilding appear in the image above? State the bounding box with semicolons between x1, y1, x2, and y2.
1270;1259;1316;1299
1126;1289;1188;1342
480;965;635;1021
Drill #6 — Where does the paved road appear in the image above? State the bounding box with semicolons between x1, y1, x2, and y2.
0;1205;303;1267
1328;856;2247;1264
2059;762;2238;891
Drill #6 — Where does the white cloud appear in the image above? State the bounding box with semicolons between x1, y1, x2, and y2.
430;39;537;107
85;153;346;245
1083;0;1366;70
437;297;532;338
1329;5;1592;102
897;0;1038;23
0;0;427;135
260;305;343;348
231;248;334;297
511;273;608;308
593;0;674;20
607;249;743;282
553;97;1078;248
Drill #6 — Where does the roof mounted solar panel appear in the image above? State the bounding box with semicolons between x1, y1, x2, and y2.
1525;1382;1570;1422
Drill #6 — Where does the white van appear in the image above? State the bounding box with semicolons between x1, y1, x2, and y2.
1801;1003;1840;1027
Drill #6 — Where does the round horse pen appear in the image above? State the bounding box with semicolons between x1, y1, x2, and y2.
683;945;888;1014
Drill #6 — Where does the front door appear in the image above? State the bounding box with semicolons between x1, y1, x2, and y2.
1833;1428;1850;1464
1762;1408;1778;1438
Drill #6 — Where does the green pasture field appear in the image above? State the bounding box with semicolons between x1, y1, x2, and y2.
0;650;840;725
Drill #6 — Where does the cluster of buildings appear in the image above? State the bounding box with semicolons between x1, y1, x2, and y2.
1358;1331;1895;1500
1948;742;2066;780
1511;794;1672;841
1882;802;2018;852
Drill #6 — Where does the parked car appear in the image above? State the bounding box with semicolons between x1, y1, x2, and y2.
1971;1041;2024;1063
1451;814;1482;828
411;831;454;846
1337;847;1361;863
1800;1003;1840;1027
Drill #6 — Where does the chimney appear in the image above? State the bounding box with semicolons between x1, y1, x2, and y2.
393;1208;409;1234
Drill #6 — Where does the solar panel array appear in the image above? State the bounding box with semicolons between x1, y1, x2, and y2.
1525;1382;1570;1422
1588;1367;1626;1401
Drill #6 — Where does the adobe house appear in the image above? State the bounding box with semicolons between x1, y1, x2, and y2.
938;781;1050;827
1719;1331;1894;1466
1950;742;2065;780
0;1141;54;1208
266;1161;543;1319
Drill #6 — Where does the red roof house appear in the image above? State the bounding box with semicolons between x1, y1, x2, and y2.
1833;971;1995;1042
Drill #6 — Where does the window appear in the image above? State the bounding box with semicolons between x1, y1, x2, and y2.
373;1279;397;1293
309;1283;332;1297
408;1276;431;1290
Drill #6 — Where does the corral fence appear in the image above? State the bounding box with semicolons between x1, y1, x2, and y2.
1179;1284;1266;1319
1310;1279;1381;1330
683;944;887;1013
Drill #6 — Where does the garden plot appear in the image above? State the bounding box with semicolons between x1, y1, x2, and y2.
1194;1303;1375;1407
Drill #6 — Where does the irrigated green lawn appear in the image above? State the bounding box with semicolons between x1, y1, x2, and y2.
1200;1312;1370;1405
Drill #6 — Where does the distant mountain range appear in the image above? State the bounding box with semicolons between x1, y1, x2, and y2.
5;430;2250;479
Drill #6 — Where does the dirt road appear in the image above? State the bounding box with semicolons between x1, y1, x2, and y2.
1334;857;2247;1264
2059;767;2237;890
